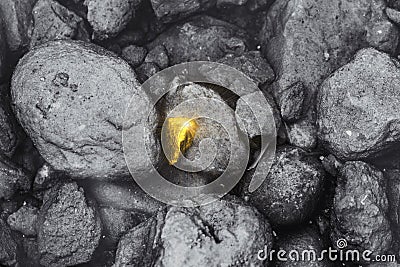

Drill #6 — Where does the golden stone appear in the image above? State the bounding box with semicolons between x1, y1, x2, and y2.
164;117;198;165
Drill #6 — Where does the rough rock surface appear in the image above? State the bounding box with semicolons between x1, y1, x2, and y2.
145;44;169;69
218;51;275;87
30;0;90;48
121;45;147;67
317;48;400;160
85;0;140;40
0;27;7;83
0;0;37;51
135;62;160;83
261;0;399;121
11;40;153;180
0;159;31;200
274;227;331;267
384;170;400;241
37;182;102;266
0;87;20;158
99;207;141;245
114;197;273;267
7;204;38;236
150;0;215;23
330;161;392;256
285;108;317;150
161;83;246;180
148;15;249;65
0;219;20;266
85;181;164;214
248;146;325;226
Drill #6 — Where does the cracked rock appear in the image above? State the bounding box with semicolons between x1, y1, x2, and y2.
11;40;153;180
37;182;102;266
85;0;141;40
317;48;400;160
114;197;273;267
7;204;38;237
248;146;325;226
30;0;90;48
261;0;399;121
0;0;37;52
330;161;392;257
148;15;249;65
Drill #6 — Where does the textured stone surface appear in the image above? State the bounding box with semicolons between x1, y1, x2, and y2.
85;181;164;215
99;207;140;245
30;0;90;48
11;40;153;180
285;108;317;150
85;0;140;40
148;15;249;65
150;0;215;23
0;159;31;200
261;0;399;121
7;204;38;236
218;51;275;87
0;86;20;158
0;27;6;83
145;44;169;69
0;0;37;51
37;182;102;266
0;219;20;266
121;45;147;67
114;197;273;266
275;227;331;267
161;83;246;179
317;48;400;160
248;146;325;226
330;161;392;256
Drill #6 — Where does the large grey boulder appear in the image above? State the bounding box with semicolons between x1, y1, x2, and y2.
11;40;154;180
317;48;400;160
